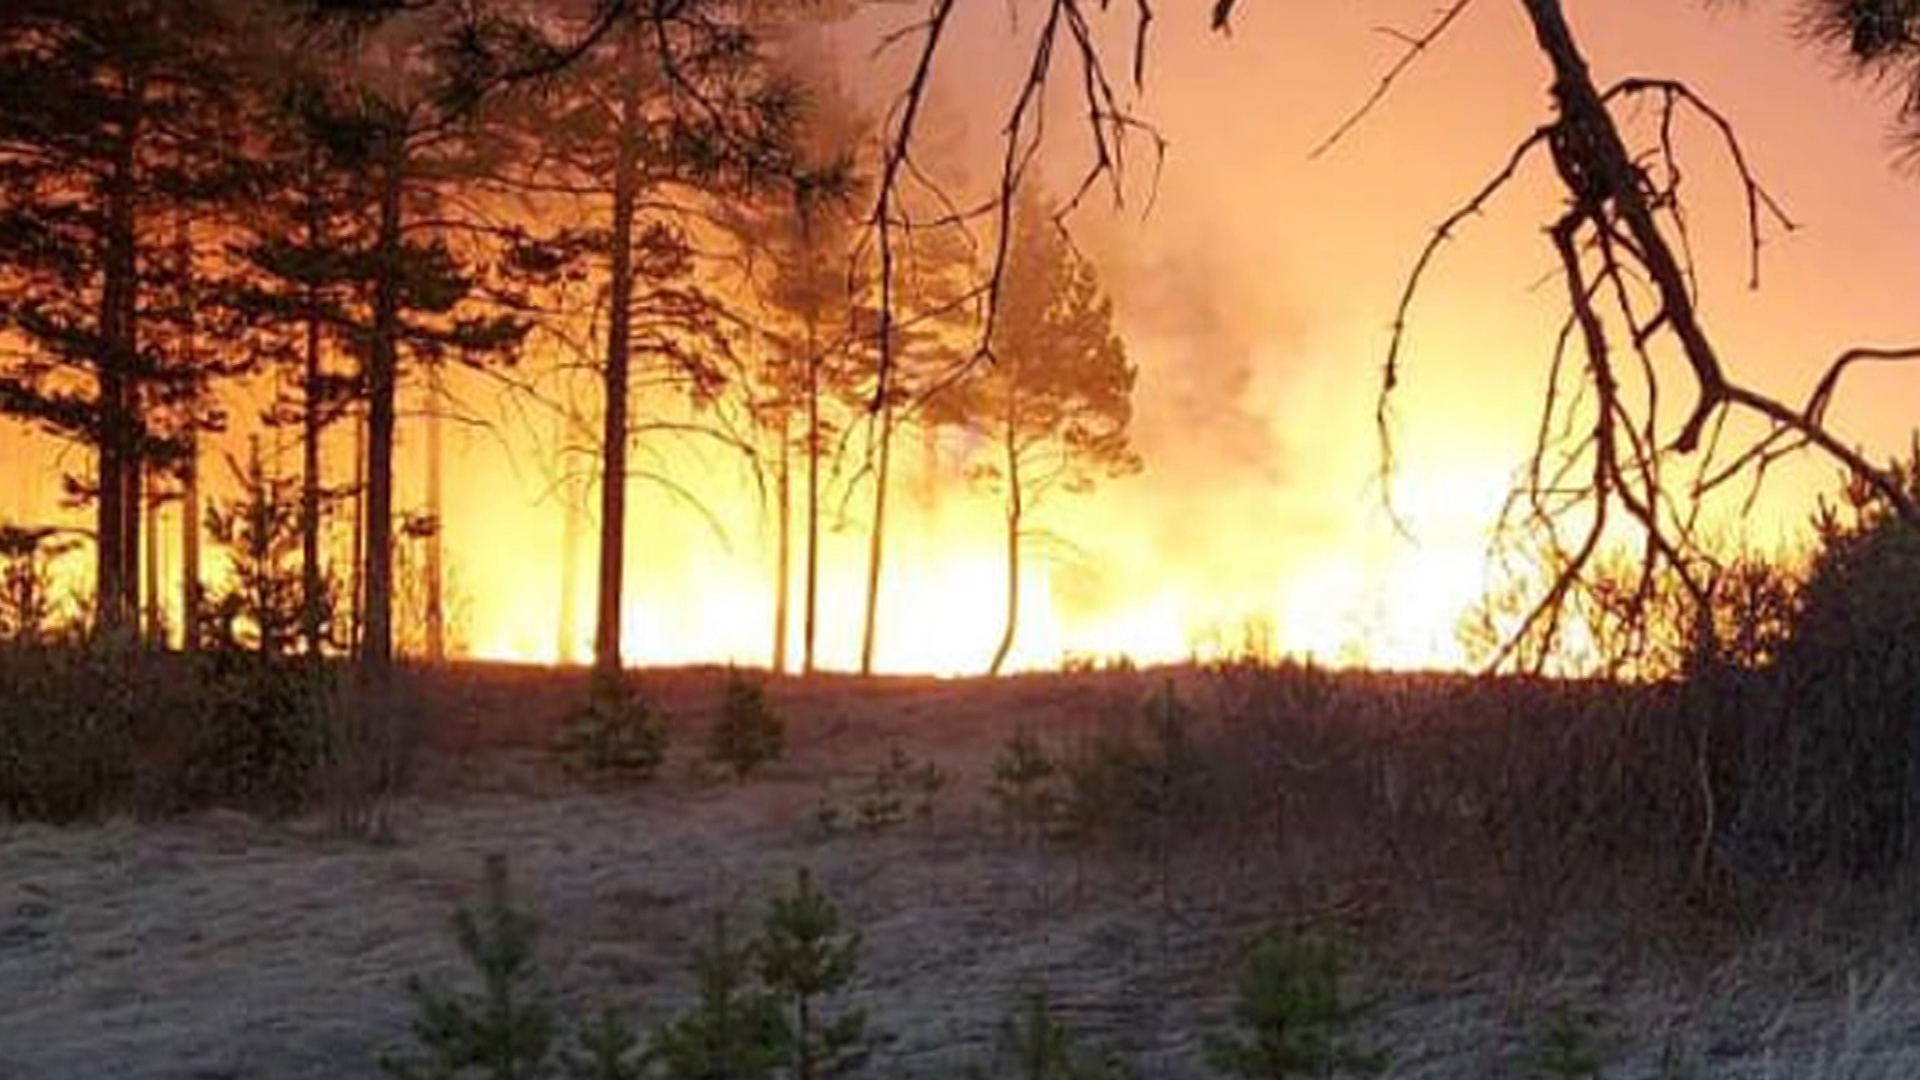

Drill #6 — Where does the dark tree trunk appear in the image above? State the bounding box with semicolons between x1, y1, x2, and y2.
181;417;201;651
803;326;821;676
559;403;584;666
143;471;161;644
300;175;327;658
176;215;202;652
424;359;445;662
360;148;404;679
593;28;644;685
349;403;365;655
990;377;1022;677
95;74;143;636
773;410;792;674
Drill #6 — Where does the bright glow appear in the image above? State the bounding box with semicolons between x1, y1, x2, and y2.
8;2;1920;677
462;457;1513;676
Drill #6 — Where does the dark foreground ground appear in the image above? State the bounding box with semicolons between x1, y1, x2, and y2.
2;662;1917;1079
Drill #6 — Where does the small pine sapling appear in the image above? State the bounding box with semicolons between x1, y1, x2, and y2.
706;669;785;781
382;855;560;1080
555;673;669;782
651;912;788;1080
1204;928;1385;1080
755;869;870;1080
970;987;1135;1080
1523;1003;1606;1080
989;728;1062;840
853;745;947;831
562;1008;648;1080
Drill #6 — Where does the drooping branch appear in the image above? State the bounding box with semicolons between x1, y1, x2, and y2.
1380;0;1913;673
868;0;1162;406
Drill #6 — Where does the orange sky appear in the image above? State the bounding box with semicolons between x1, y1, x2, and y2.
5;1;1919;673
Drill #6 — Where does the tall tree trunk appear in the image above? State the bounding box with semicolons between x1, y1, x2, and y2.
424;358;445;662
181;415;201;651
989;379;1022;677
96;74;143;637
300;172;327;658
559;400;584;666
121;448;142;639
858;396;896;676
771;411;792;673
175;214;201;652
593;28;644;686
143;471;162;644
360;147;404;680
349;401;365;655
803;325;821;676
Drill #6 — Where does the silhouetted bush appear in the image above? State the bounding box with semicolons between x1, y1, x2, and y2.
1057;679;1210;847
169;651;335;817
0;636;146;821
1759;457;1920;879
0;636;416;825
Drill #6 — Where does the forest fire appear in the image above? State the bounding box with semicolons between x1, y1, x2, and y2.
2;0;1918;686
14;3;1920;1075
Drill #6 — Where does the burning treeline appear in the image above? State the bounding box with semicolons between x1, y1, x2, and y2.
0;1;1181;676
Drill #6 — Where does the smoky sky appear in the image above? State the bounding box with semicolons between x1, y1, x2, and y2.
1102;229;1294;489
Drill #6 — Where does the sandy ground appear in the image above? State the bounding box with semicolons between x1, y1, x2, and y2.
4;666;1920;1079
0;670;1267;1079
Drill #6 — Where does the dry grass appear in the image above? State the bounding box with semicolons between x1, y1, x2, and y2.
2;659;1918;1078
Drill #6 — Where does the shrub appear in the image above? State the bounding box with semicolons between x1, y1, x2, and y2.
706;669;784;781
1767;457;1920;877
851;745;946;832
0;634;416;825
1204;927;1385;1080
320;671;426;841
0;637;144;821
172;651;335;817
555;674;669;782
815;745;947;835
1057;680;1209;847
381;855;560;1080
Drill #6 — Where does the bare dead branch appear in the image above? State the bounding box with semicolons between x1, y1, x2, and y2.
1380;125;1554;455
1606;77;1797;288
1311;0;1480;160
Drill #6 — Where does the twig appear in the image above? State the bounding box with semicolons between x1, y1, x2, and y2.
1311;0;1480;160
